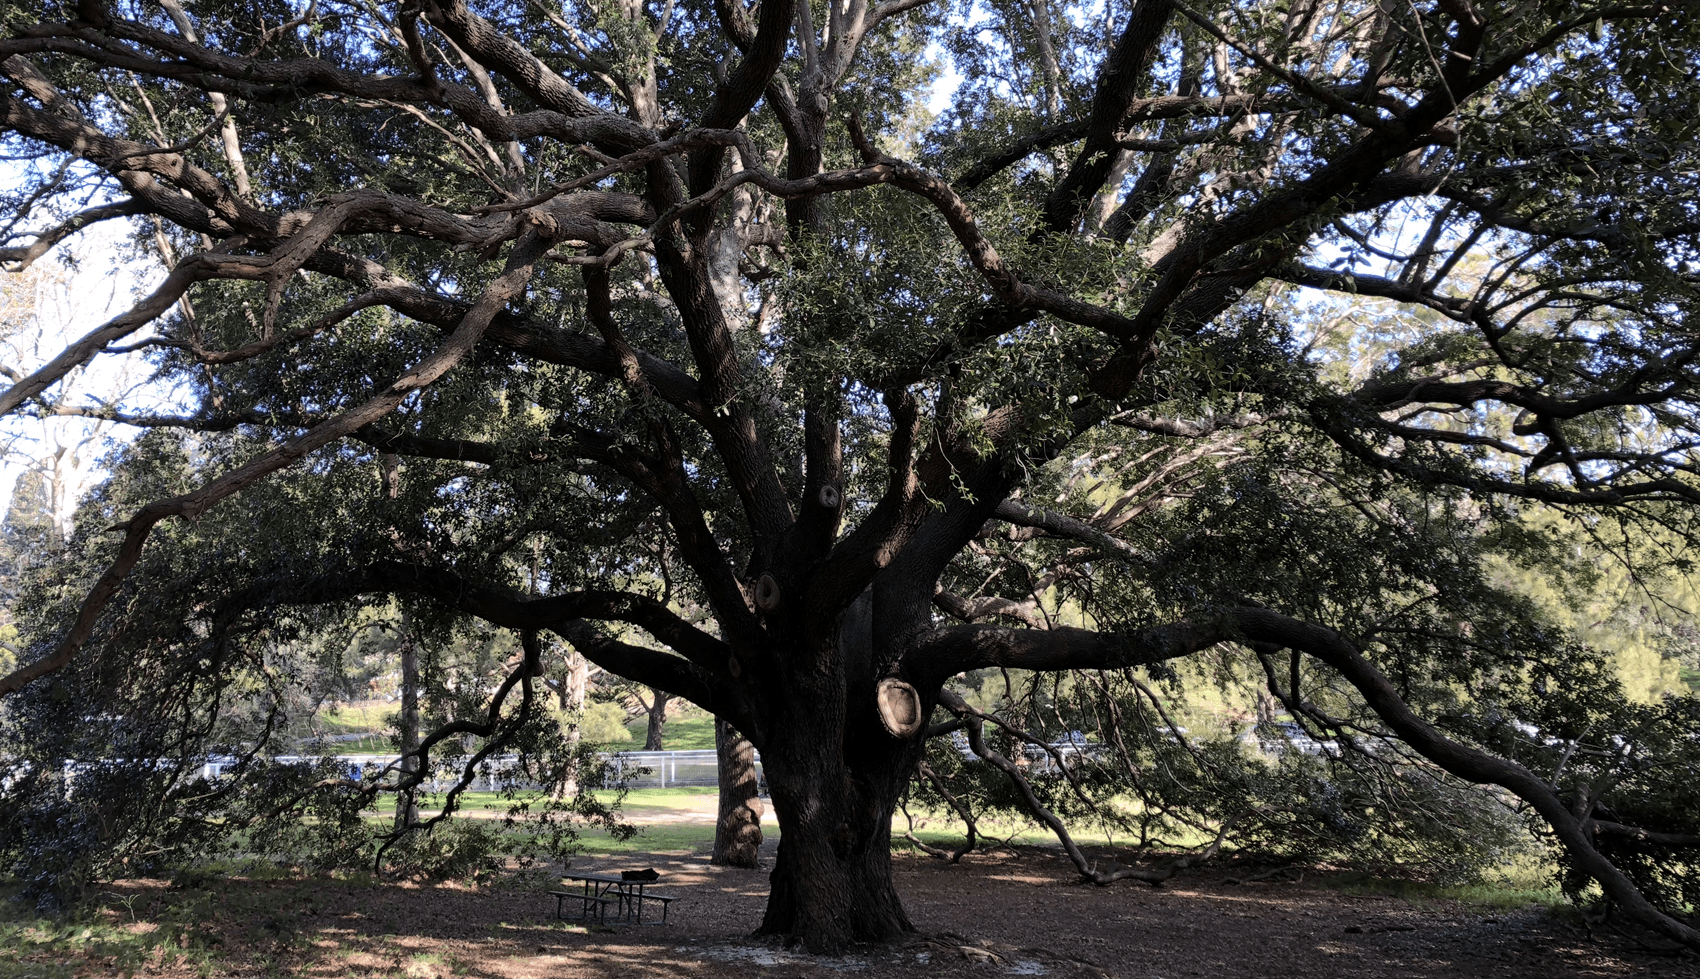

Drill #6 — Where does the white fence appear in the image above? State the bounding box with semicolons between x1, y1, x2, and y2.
194;748;752;792
605;750;729;788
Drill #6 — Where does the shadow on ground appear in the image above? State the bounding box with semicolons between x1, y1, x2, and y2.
13;847;1696;979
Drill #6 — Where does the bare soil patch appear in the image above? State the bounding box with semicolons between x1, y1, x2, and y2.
39;846;1699;979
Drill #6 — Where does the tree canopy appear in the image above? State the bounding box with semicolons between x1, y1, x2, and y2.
3;0;1700;953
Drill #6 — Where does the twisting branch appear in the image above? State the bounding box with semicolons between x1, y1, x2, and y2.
911;757;978;863
339;562;731;683
0;198;145;269
913;604;1700;949
1166;0;1386;129
933;588;1046;629
0;245;263;417
375;629;545;861
990;499;1152;567
1232;609;1700;950
0;225;558;697
939;689;1232;885
943;688;1100;809
107;292;385;363
1042;0;1176;234
1585;821;1700;849
844;116;1143;342
1107;409;1285;438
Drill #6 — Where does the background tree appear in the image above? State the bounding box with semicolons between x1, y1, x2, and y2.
640;686;669;751
3;0;1700;953
0;469;55;676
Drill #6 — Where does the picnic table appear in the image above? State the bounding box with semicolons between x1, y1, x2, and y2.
550;872;678;925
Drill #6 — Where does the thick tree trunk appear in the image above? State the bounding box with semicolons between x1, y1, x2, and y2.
752;661;921;952
643;687;669;751
711;717;763;868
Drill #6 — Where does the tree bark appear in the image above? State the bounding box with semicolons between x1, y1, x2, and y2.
395;627;420;828
644;686;670;751
1256;686;1278;726
555;645;588;797
751;652;921;953
756;750;916;951
711;716;763;868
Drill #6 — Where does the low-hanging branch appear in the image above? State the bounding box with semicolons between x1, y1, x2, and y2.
940;688;1238;886
374;628;545;863
911;606;1700;947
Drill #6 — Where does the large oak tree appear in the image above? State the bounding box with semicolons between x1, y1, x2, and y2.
4;0;1700;953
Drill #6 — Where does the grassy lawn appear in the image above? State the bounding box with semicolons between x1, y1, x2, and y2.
369;786;718;814
593;786;719;805
890;814;1145;853
325;734;393;754
358;786;1150;860
300;787;1579;919
354;786;728;858
315;701;394;734
574;821;722;854
623;715;716;750
0;885;225;979
354;785;1235;859
1324;850;1568;910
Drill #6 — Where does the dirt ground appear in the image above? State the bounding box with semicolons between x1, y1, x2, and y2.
37;841;1698;979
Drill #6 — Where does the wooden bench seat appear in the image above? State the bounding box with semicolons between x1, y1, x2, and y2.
550;890;620;925
631;891;679;924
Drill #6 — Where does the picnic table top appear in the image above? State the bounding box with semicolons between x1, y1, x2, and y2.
562;872;627;884
562;871;665;887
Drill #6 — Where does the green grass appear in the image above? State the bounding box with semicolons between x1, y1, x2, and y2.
623;716;716;750
601;786;717;803
371;788;1133;856
315;701;393;734
574;822;720;855
0;886;223;978
326;735;392;754
890;814;1128;852
357;788;725;855
1327;875;1568;909
367;786;717;815
286;777;1574;911
1324;852;1566;910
